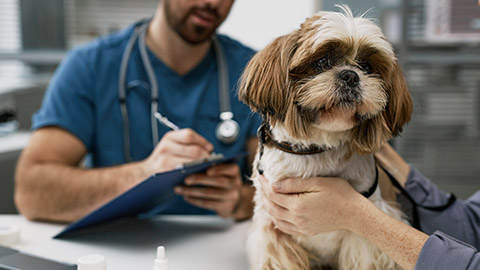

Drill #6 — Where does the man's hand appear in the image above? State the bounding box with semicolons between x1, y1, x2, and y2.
143;128;214;175
174;163;243;218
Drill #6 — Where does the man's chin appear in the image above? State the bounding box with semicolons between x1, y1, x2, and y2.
179;28;215;45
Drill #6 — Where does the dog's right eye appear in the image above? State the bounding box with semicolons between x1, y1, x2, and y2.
312;57;331;71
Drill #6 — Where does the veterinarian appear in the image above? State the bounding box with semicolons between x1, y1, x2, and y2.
15;0;261;223
259;143;480;270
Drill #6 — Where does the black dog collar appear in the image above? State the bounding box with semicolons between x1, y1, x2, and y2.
257;122;331;155
256;122;378;198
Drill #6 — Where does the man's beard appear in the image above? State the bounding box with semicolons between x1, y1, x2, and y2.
165;3;221;45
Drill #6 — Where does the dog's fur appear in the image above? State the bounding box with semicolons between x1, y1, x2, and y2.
238;6;413;270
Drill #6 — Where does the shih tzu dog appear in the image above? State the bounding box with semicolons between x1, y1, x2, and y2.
238;6;413;270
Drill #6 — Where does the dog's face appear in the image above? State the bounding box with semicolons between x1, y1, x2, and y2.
239;6;412;153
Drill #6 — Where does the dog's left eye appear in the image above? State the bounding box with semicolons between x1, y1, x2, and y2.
358;61;373;74
312;57;331;71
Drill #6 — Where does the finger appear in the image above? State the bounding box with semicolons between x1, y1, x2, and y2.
260;186;290;220
271;177;327;194
156;156;196;172
258;175;292;208
183;196;224;212
206;163;240;177
168;129;214;152
167;143;211;160
185;174;241;190
174;186;229;200
274;219;304;236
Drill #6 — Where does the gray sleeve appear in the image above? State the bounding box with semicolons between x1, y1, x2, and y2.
415;231;480;270
405;166;480;247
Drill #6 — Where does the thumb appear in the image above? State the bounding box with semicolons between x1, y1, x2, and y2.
272;177;323;194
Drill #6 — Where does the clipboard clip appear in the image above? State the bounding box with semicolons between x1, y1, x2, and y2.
178;153;225;170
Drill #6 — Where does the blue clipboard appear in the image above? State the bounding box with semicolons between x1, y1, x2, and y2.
54;152;247;238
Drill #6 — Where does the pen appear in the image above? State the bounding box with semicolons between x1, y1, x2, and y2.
154;112;180;131
154;112;218;156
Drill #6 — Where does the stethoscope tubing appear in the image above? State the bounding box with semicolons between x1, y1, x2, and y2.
118;20;145;162
138;22;160;146
118;19;239;162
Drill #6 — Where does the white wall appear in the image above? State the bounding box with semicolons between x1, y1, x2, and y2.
1;0;318;52
218;0;319;50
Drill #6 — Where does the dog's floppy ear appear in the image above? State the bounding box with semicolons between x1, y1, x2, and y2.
351;61;413;153
383;61;413;136
238;32;299;123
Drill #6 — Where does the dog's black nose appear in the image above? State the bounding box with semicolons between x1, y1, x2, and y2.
338;70;359;87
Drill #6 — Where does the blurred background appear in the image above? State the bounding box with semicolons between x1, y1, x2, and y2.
0;0;479;214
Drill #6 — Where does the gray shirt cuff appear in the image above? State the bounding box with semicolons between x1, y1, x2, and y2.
415;231;479;270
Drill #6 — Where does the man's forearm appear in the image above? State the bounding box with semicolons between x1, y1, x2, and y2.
15;160;149;223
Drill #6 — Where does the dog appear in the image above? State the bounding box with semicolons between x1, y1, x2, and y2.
238;6;413;270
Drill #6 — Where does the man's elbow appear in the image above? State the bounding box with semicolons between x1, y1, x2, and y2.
14;190;38;221
14;168;40;221
14;157;51;221
14;182;69;223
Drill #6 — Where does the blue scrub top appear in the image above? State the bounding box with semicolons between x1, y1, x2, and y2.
32;22;261;215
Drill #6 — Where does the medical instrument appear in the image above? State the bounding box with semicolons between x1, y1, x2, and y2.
382;165;456;230
118;20;239;162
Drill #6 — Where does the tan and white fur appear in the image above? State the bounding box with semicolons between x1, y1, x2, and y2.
238;6;413;270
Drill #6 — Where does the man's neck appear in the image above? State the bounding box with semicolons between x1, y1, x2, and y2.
145;12;211;76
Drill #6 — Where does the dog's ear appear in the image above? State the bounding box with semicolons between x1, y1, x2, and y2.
383;61;413;136
238;32;299;123
351;61;413;153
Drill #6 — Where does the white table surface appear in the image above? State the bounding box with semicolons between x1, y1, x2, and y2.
0;132;31;154
0;215;251;270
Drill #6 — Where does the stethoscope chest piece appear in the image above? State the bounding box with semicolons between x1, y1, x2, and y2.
216;111;239;144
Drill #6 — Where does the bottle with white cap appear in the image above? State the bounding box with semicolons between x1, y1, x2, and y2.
0;225;20;246
154;246;168;270
77;254;106;270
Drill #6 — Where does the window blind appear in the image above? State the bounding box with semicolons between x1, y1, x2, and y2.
0;0;21;52
64;0;157;48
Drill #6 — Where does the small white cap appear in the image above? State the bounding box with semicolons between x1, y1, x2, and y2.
77;254;106;270
0;225;20;246
154;246;168;270
157;246;165;259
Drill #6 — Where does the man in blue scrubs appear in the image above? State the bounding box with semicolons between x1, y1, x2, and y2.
15;0;261;222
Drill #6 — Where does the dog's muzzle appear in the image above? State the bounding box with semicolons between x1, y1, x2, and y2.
336;70;361;104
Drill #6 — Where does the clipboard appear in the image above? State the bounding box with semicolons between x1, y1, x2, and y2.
54;152;247;239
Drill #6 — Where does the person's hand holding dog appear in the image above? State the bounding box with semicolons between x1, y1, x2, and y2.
259;175;369;236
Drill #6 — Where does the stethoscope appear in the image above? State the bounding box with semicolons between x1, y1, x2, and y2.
118;20;239;162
